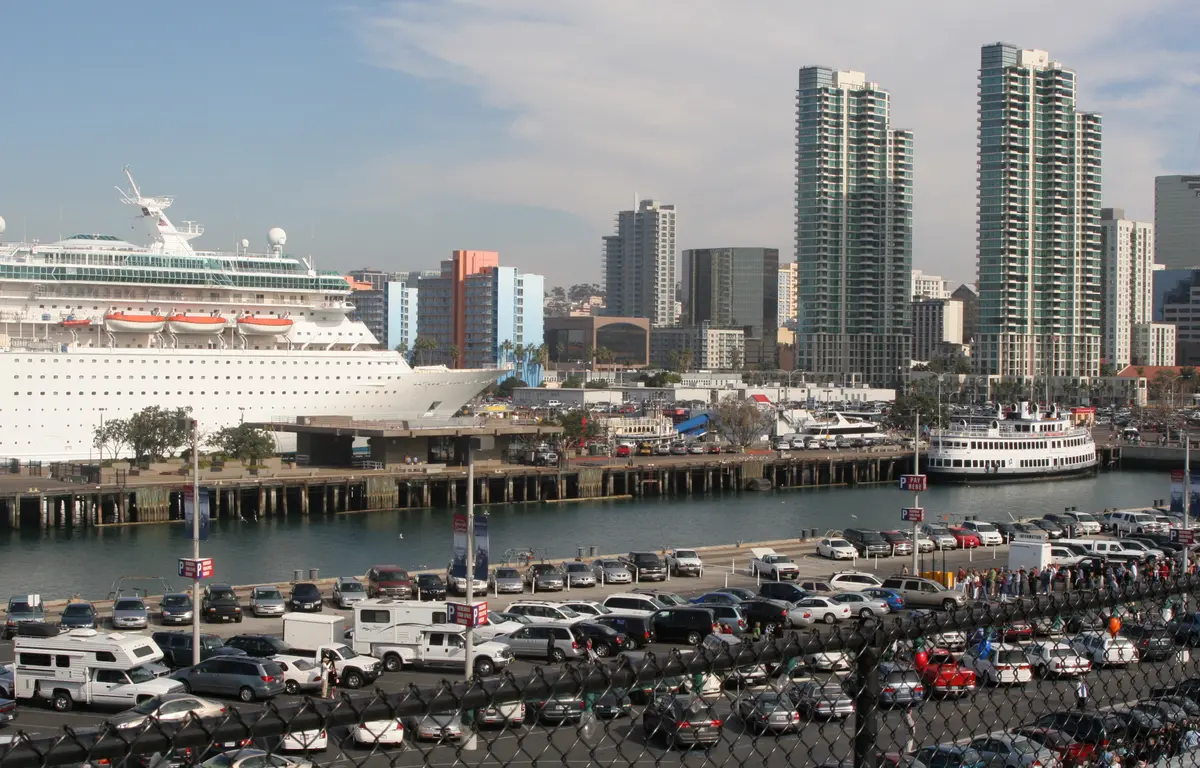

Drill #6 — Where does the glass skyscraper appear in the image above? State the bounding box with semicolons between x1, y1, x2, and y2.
681;247;780;367
794;67;912;386
975;44;1102;378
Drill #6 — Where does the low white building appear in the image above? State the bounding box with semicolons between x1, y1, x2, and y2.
1132;322;1176;366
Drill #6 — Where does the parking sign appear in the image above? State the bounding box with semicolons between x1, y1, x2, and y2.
898;475;927;492
901;507;925;523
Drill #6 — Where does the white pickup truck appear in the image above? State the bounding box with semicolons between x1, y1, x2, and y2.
352;623;514;677
282;614;382;689
750;548;800;581
666;548;704;577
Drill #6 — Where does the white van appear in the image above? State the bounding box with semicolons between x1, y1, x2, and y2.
13;629;181;711
1058;538;1145;561
960;521;1003;546
1109;510;1168;535
1061;511;1102;535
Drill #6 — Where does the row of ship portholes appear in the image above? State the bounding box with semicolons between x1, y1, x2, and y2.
16;374;401;381
928;454;1096;469
16;357;401;366
10;390;398;398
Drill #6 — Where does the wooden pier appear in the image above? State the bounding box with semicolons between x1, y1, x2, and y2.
0;449;917;530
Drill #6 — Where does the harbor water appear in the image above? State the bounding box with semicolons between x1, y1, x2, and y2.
0;471;1166;599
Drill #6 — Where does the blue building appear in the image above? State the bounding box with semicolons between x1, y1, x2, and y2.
463;266;545;384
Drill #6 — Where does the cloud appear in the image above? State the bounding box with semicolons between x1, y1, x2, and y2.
352;0;1200;286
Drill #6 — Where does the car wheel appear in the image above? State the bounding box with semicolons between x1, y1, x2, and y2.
595;644;612;658
685;631;703;645
1035;664;1048;678
475;658;496;677
343;671;365;689
51;691;73;712
824;613;836;625
942;599;957;612
179;681;191;693
551;648;567;663
285;680;299;695
859;609;873;619
238;687;256;703
384;654;403;673
235;616;243;623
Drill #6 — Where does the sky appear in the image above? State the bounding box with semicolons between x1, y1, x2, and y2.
1;1;1198;290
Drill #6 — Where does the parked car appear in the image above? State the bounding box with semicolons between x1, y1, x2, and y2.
572;622;628;657
170;657;286;702
593;689;634;719
614;444;632;458
158;593;195;626
1121;625;1175;662
650;607;718;645
560;600;613;617
642;694;722;749
224;635;292;659
1028;712;1128;750
795;597;851;625
593;614;654;649
562;561;597;588
911;747;986;768
759;582;809;603
591;559;633;585
879;576;967;611
830;592;890;619
920;524;958;549
738;598;795;631
879;531;915;557
107;693;227;730
201;584;244;623
524;695;584;725
288;583;323;612
948;528;982;548
827;571;885;591
960;520;1004;546
415;573;447;600
853;662;925;707
863;588;905;611
1024;641;1091;677
912;648;976;696
526;564;566;591
1071;631;1140;666
332;577;367;609
962;643;1032;686
632;589;693;606
366;565;414;599
112;596;150;629
270;655;322;695
602;593;666;616
842;528;891;558
404;712;465;741
620;552;668;582
4;596;45;638
790;679;854;719
816;538;858;560
59;601;98;630
691;591;744;606
488;567;525;594
736;691;802;734
153;632;247;668
496;625;583;663
666;548;704;576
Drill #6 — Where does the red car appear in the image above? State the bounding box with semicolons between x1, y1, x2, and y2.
705;443;723;454
949;527;981;548
912;648;977;697
615;444;632;458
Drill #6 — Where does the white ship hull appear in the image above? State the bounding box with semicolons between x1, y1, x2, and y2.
0;347;498;461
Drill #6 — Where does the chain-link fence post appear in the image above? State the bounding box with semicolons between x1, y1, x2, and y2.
853;630;882;768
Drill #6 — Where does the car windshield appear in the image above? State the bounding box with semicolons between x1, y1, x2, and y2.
633;555;662;565
830;539;851;548
426;714;459;727
127;666;156;684
565;563;590;572
253;588;282;599
600;561;622;569
924;749;983;768
209;590;235;601
1043;647;1076;658
115;599;144;611
817;682;845;695
1074;514;1099;523
63;604;93;616
576;603;611;614
928;527;950;535
498;613;531;624
886;671;921;685
655;593;688;606
557;606;581;618
8;601;41;614
339;581;364;592
328;645;354;659
291;658;315;671
133;696;165;715
377;570;408;581
974;523;997;532
675;550;697;559
417;575;442;585
162;595;191;607
496;569;520;579
293;585;319;597
996;650;1027;664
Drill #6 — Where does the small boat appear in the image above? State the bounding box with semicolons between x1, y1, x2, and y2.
104;312;166;333
237;315;293;335
60;317;92;328
166;314;227;334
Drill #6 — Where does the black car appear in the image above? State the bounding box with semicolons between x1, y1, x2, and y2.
1031;712;1127;749
1169;613;1200;647
1121;625;1175;662
1129;535;1185;554
59;602;98;630
1030;519;1064;538
593;689;633;719
201;585;243;623
152;631;246;668
649;607;717;646
842;528;891;557
573;622;628;657
289;583;323;612
416;574;447;601
225;635;293;658
738;598;793;631
594;614;653;649
759;582;808;603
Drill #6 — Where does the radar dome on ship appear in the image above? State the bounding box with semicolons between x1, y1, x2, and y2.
241;239;250;249
0;216;6;236
267;227;287;247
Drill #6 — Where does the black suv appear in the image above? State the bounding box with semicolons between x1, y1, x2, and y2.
202;584;243;623
737;598;792;631
1030;712;1127;749
225;634;293;658
842;528;891;557
649;607;717;645
1121;625;1175;662
621;552;667;582
152;631;245;668
594;614;654;649
759;582;808;603
416;574;447;601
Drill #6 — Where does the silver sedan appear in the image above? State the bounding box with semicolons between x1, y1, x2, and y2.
591;559;632;585
248;586;286;617
111;597;149;629
562;562;597;587
490;567;525;594
830;592;891;619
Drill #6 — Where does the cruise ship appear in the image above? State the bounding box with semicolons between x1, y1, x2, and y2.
924;402;1098;483
0;169;502;460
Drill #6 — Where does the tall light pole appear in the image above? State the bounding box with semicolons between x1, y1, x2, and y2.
190;419;201;666
912;412;921;576
464;439;476;681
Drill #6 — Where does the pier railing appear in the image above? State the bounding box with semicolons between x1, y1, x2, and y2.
2;577;1199;768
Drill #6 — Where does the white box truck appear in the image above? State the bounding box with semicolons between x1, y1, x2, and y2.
281;613;382;689
1008;533;1053;573
351;619;513;677
13;629;182;712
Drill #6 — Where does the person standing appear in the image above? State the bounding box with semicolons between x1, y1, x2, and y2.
547;631;558;664
1076;675;1090;711
323;653;338;699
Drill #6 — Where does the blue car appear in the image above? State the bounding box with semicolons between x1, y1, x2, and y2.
863;588;904;611
690;592;744;606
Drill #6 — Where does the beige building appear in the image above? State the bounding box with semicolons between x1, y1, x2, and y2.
1100;208;1155;369
777;262;797;327
651;322;745;370
1132;322;1176;367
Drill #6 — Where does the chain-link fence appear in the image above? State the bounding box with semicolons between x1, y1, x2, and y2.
3;576;1200;768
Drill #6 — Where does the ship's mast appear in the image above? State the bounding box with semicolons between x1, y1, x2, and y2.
117;166;203;256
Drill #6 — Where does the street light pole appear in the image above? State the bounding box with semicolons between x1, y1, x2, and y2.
464;440;475;681
191;419;201;667
912;412;921;577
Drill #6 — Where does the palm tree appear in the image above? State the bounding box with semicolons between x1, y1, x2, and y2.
585;346;597;370
413;336;437;366
394;341;409;359
447;345;462;368
500;339;514;366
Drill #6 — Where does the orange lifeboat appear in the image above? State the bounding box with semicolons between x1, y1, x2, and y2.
237;315;293;335
60;317;92;328
167;314;228;335
104;312;166;333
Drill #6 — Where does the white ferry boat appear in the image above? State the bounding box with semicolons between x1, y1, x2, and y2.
924;402;1098;483
0;169;501;460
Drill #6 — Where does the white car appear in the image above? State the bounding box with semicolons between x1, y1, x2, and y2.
1024;641;1091;678
828;571;884;591
279;728;328;753
560;600;613;617
961;643;1032;686
0;663;12;699
1118;539;1165;560
817;538;858;560
1063;512;1102;535
272;655;323;695
804;650;852;672
960;521;1004;546
921;525;958;550
795;596;852;625
475;613;529;642
353;718;406;746
1070;632;1140;666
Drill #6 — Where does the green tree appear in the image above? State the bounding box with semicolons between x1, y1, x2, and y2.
413;336;437;366
116;406;194;463
448;344;462;368
555;410;600;442
727;348;742;371
886;391;939;430
562;375;585;388
495;376;527;398
393;340;409;359
208;424;275;464
92;418;130;462
640;371;682;388
584;379;609;389
500;339;514;365
710;394;773;448
1099;362;1117;377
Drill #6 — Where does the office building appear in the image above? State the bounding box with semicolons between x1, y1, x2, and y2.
346;280;419;353
795;66;913;386
1132;322;1176;367
1161;270;1200;364
1099;208;1154;369
602;199;677;326
544;316;651;369
682;247;780;367
975;44;1103;378
911;269;950;300
650;323;745;370
951;284;979;344
777;262;798;327
1155;175;1200;268
911;299;964;363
